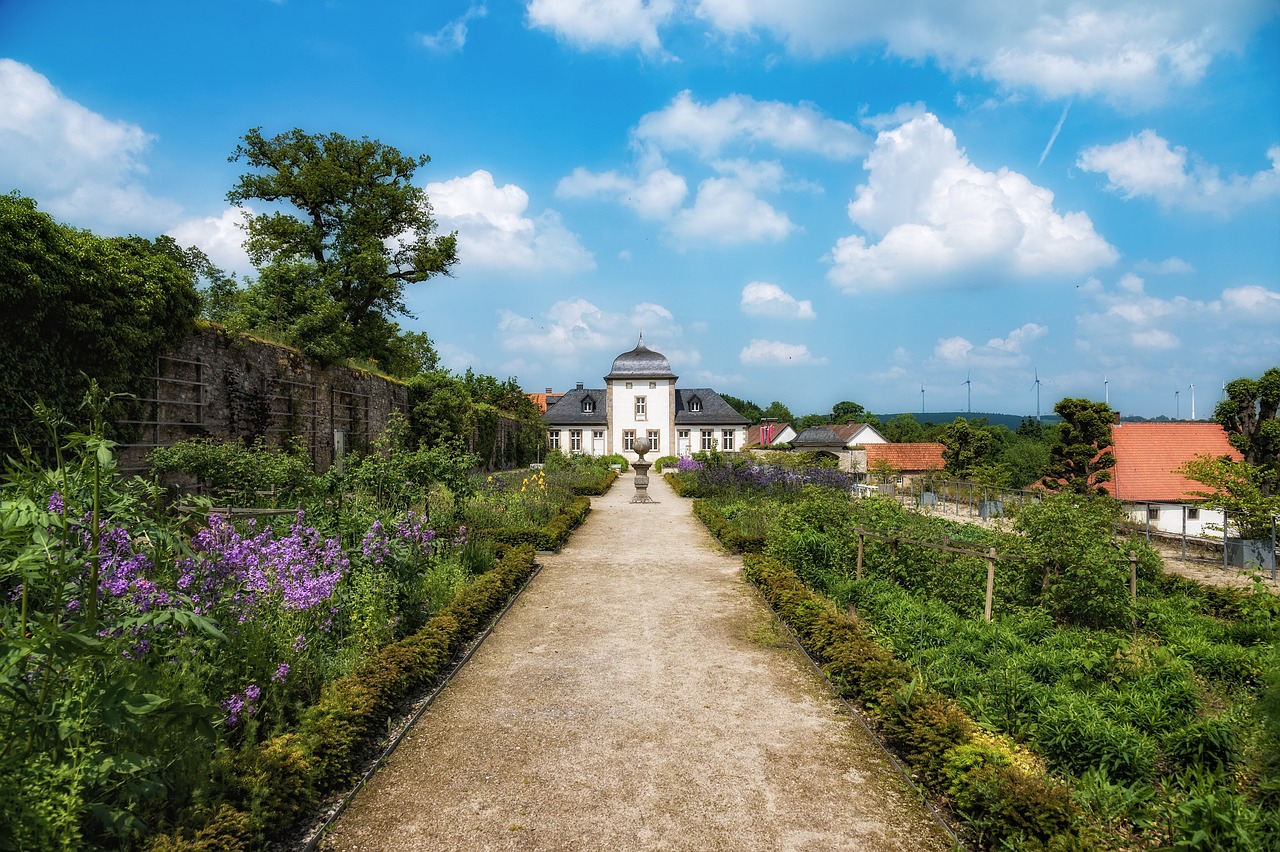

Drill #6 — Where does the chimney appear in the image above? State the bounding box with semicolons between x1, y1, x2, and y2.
545;387;553;394
576;382;584;391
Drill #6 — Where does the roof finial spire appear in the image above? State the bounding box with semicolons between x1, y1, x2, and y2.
638;329;644;348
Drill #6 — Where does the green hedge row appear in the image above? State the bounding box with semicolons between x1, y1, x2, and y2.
567;469;618;496
742;554;1084;850
477;495;592;551
664;472;701;497
693;500;765;553
146;545;538;850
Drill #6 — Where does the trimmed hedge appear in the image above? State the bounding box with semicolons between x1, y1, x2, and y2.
568;469;618;496
664;472;702;498
742;554;1082;850
693;500;765;553
146;545;538;850
477;495;592;551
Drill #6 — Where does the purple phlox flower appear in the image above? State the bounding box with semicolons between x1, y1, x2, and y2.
47;491;65;514
293;633;307;653
221;683;261;729
272;663;290;683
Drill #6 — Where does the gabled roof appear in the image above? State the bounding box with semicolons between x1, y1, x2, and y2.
1104;422;1242;502
527;392;564;413
541;388;608;426
746;421;794;447
792;422;887;449
866;442;945;472
674;389;750;425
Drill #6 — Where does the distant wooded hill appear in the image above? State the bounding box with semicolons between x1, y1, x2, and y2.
880;411;1183;430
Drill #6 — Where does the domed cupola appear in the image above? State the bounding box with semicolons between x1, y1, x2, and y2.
605;334;677;380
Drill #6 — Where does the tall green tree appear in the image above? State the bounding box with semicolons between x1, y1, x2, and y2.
720;394;763;423
761;400;795;424
1214;366;1280;496
1040;398;1118;495
939;417;994;479
227;127;458;364
881;413;927;443
831;400;869;423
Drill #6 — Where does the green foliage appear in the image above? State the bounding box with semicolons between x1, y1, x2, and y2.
0;193;201;455
1215;367;1280;496
831;400;869;423
761;400;794;424
881;413;927;443
225;127;457;366
1041;398;1118;495
719;393;763;423
149;438;317;505
1179;455;1280;539
940;417;995;478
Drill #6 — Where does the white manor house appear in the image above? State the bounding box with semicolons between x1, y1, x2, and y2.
541;337;749;461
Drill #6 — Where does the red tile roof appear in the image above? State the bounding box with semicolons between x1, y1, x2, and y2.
866;442;945;472
746;422;791;446
1105;422;1242;502
527;392;565;413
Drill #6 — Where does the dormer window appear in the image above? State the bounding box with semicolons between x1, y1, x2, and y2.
582;396;595;413
688;396;702;412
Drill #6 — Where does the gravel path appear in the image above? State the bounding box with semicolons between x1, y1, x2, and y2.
319;472;953;851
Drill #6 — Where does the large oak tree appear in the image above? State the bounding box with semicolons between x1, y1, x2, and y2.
227;128;457;364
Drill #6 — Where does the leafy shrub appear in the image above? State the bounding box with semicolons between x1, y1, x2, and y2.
149;438;317;505
653;455;678;472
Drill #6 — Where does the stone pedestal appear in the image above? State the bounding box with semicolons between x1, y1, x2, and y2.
631;438;655;503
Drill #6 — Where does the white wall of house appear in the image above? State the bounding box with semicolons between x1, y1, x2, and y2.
1124;502;1227;538
608;377;674;458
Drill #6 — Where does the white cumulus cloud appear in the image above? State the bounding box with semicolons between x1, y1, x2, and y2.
167;207;253;276
426;170;595;273
1078;131;1280;215
827;113;1117;292
0;59;181;232
497;298;689;361
740;281;815;319
556;166;688;218
526;0;676;54
934;322;1048;368
739;339;826;366
635;89;869;160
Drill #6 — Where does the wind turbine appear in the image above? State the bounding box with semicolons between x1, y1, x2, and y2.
963;371;972;413
1031;369;1043;423
1189;383;1196;420
1175;388;1181;420
921;381;926;415
1104;375;1109;406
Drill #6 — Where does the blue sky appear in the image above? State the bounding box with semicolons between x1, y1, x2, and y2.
3;1;1278;420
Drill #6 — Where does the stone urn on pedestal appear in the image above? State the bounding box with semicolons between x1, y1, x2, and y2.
631;438;655;503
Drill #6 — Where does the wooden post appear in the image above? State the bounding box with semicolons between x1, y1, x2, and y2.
856;527;865;582
1130;550;1138;634
984;547;996;622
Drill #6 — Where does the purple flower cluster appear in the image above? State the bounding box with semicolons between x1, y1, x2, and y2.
221;683;261;728
272;662;290;683
361;511;438;568
80;520;174;613
694;461;861;498
396;511;437;549
47;491;64;515
675;456;702;473
182;512;348;620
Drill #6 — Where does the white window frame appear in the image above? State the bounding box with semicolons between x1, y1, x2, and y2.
635;395;647;420
570;430;582;451
701;430;714;451
548;432;561;451
721;429;735;451
689;396;702;412
647;429;660;450
623;430;636;451
582;397;595;413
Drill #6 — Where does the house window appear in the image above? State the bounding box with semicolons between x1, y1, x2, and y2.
570;430;582;451
678;429;689;441
721;429;735;451
701;430;714;450
689;396;702;412
649;381;657;389
635;396;647;419
1187;508;1200;520
647;429;660;450
548;432;560;451
582;397;595;413
1148;506;1161;521
626;381;633;389
623;430;636;450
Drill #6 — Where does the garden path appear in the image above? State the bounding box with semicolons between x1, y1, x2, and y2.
319;472;953;851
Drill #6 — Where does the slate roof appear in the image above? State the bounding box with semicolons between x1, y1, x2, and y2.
865;442;945;472
792;422;887;448
674;389;750;425
541;388;608;426
605;336;677;380
1103;422;1242;502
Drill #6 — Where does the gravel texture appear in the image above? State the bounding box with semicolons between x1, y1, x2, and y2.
319;473;954;851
